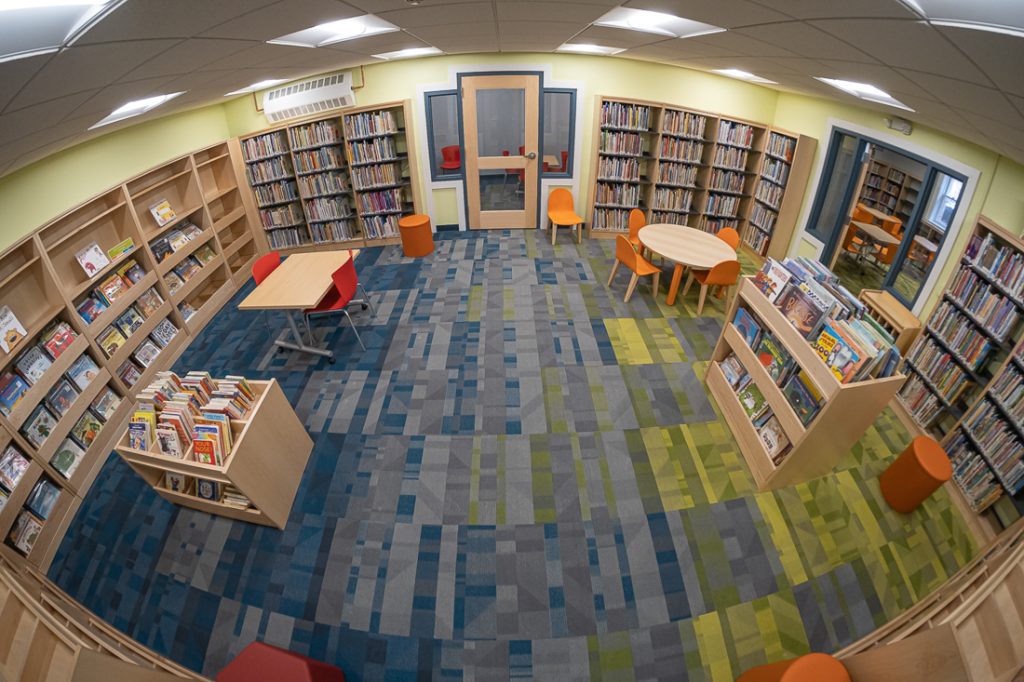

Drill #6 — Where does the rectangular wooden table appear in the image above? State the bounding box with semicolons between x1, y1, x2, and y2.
859;204;893;223
238;250;358;359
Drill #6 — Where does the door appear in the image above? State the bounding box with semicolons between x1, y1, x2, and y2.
461;74;541;229
806;132;868;269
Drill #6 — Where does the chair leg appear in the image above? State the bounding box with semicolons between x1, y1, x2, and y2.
341;309;366;351
606;260;620;287
624;272;639;302
682;271;695;296
697;284;708;315
551;222;558;245
357;283;375;316
576;223;583;244
651;270;660;294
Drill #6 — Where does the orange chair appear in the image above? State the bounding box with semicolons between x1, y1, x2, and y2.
252;251;281;284
607;235;660;302
737;653;851;682
842;204;876;258
880;435;952;513
547;188;585;245
627;208;646;252
439;145;461;174
682;259;741;315
875;217;903;266
716;227;740;250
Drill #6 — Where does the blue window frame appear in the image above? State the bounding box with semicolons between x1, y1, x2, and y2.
425;90;462;180
542;88;575;178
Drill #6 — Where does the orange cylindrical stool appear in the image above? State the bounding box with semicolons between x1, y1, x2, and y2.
880;435;953;513
398;214;434;257
737;653;850;682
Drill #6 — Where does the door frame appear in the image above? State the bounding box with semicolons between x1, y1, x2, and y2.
456;70;546;230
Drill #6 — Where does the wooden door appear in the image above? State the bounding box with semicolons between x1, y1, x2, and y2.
461;74;541;229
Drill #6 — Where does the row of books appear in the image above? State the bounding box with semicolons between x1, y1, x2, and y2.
298;170;350;197
761;158;790;185
150;221;204;263
599;131;644;156
356;188;405;215
964;232;1024;300
294;146;344;174
657;162;697;187
764;133;795;162
708;169;745;193
948;265;1022;342
28;383;120;481
658;137;703;163
596;182;641;207
599;102;650;130
11;370;109;462
705;194;741;218
749;203;778;236
719;353;792;463
253;179;299;207
305;196;353;222
289;120;341;149
259;203;304;230
701;217;738;234
652;211;688;225
311;220;357;244
898;373;945;426
362;214;402;240
741;223;770;256
652;188;693;213
991;363;1024;422
245;156;293;185
907;337;972;402
97;306;177;359
928;302;995;370
265;227;310;250
343;110;398;139
712;146;749;170
662;110;705;138
716;121;755;148
755;183;783;211
75;257;146;324
347;137;398;165
946;429;1002;511
1;460;63;555
351;163;401;190
592;207;634;231
861;189;897;212
964;397;1024;492
241;132;288;160
598;157;641;182
0;320;78;416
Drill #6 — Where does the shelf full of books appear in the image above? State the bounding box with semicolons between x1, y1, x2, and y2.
707;257;905;490
895;216;1024;514
586;96;815;257
115;372;313;529
859;158;921;223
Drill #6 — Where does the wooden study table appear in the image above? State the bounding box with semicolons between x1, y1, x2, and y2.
638;224;736;305
238;250;358;360
859;204;893;223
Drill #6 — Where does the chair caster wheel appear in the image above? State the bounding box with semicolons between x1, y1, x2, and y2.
277;347;285;353
361;304;368;310
328;357;335;364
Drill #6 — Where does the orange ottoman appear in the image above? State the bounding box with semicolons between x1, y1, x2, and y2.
737;653;850;682
880;435;953;513
398;214;434;257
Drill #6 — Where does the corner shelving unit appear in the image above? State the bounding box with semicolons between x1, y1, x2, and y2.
707;277;905;490
747;130;816;259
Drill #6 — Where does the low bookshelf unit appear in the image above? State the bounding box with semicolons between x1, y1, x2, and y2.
707;277;905;490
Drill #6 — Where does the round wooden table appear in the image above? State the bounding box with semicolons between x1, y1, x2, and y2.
638;224;737;305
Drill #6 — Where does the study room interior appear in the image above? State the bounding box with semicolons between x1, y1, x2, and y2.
0;1;1023;681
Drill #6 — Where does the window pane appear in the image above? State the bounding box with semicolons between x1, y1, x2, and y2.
428;92;461;177
475;88;525;157
807;133;860;241
480;169;524;211
543;91;572;174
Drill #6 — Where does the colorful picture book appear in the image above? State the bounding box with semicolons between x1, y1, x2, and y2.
196;478;220;501
733;308;762;348
737;380;769;422
776;283;827;339
194;244;216;265
720;354;747;388
22;404;58;448
812;321;867;383
45;378;79;417
164;471;193;494
151;319;178;348
67;354;100;390
26;478;60;519
9;511;43;554
50;438;85;479
755;333;792;384
118;360;143;387
116;258;145;284
74;241;110;277
15;346;52;384
133;338;161;368
107;237;135;260
90;387;122;422
136;288;164;317
165;272;184;295
115;306;145;337
95;273;129;304
76;296;108;324
0;306;27;353
150;199;176;227
40;321;76;359
0;446;29;491
0;372;29;416
71;410;104;448
751;260;792;303
781;371;823;426
98;326;128;357
758;416;790;462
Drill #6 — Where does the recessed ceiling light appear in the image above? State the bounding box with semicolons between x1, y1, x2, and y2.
372;46;443;60
556;43;626;55
928;19;1024;38
815;78;915;112
224;79;288;96
593;7;725;39
0;0;122;63
713;69;777;85
89;92;185;129
268;14;399;48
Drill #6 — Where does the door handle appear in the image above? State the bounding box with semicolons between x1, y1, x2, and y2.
526;152;537;160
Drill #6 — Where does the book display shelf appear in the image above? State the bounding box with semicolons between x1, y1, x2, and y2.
114;378;312;529
895;216;1024;515
0;140;264;571
585;96;816;260
237;100;422;253
859;158;921;224
858;289;922;355
707;277;905;490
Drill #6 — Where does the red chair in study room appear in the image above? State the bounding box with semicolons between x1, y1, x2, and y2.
682;259;741;315
303;255;373;352
252;251;281;284
439;145;461;174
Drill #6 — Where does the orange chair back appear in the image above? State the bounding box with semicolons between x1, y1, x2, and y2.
881;216;902;235
628;209;646;242
615;235;641;271
548;188;575;215
703;259;741;286
851;204;873;224
716;227;740;249
252;251;281;285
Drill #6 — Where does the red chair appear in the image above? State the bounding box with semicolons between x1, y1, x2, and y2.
217;642;346;682
303;256;372;351
439;145;461;173
252;251;281;284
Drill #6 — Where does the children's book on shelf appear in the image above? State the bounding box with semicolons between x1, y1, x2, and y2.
50;438;85;479
776;283;828;338
133;338;162;368
752;260;792;303
90;387;122;422
0;445;29;491
118;359;143;387
755;333;792;384
115;306;145;338
74;241;110;277
0;372;29;416
44;378;79;418
67;353;100;391
96;273;129;304
194;244;216;265
758;416;791;462
150;238;172;264
15;346;52;385
150;199;176;227
737;379;769;422
25;477;60;519
76;296;108;324
150;319;179;348
156;425;184;458
192;437;219;466
9;511;43;555
107;237;135;260
196;478;220;501
22;404;57;448
164;471;193;494
173;257;201;282
40;321;76;359
136;288;164;317
781;371;822;426
167;229;191;252
720;353;748;388
0;306;27;354
97;325;128;358
179;302;197;321
812;321;867;383
733;308;762;348
181;222;203;240
116;259;145;285
71;409;104;448
165;272;184;295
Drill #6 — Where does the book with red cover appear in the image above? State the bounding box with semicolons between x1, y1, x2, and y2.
192;438;218;466
40;321;76;360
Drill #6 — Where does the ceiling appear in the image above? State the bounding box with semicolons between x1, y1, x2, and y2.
1;0;1023;178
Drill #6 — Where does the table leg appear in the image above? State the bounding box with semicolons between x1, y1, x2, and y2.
666;264;685;306
273;311;334;359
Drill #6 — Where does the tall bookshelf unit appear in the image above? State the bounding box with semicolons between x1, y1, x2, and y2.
895;216;1024;516
707;277;905;490
0;141;262;572
237;100;422;252
859;158;922;224
586;96;815;260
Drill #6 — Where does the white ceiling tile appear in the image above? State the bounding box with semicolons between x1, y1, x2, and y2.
0;53;51;114
0;92;95;148
379;3;496;27
623;0;792;28
622;39;747;61
684;31;802;58
496;2;609;24
199;0;363;41
76;0;279;44
814;60;935;100
123;39;261;81
734;23;879;63
569;26;675;48
407;22;498;41
935;25;1024;98
908;72;1024;129
322;32;432;55
758;0;919;19
499;21;583;40
71;76;181;120
346;0;492;11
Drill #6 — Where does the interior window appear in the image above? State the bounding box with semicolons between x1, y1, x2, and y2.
426;91;461;180
925;174;964;231
542;90;574;176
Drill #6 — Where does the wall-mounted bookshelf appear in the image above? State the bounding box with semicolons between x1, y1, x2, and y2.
236;100;423;253
586;96;815;260
859;158;921;223
895;216;1024;516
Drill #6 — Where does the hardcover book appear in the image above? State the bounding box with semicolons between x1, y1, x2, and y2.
50;438;85;479
194;244;216;265
127;421;150;450
164;471;193;494
781;371;823;426
758;416;791;461
0;306;27;353
9;511;43;555
76;296;108;324
115;306;145;337
15;346;52;385
179;302;197;321
133;338;161;368
733;307;762;348
737;382;769;422
22;404;58;448
25;478;60;519
165;272;184;295
776;283;828;339
181;222;203;240
150;238;172;263
90;387;121;422
173;257;201;282
97;326;127;358
67;353;100;390
136;288;164;317
720;354;747;388
40;321;76;359
755;333;792;384
116;259;145;284
196;478;220;501
752;259;792;303
107;237;135;260
150;199;176;227
118;360;143;387
812;322;867;383
0;372;29;416
74;241;110;277
192;438;218;466
70;410;103;448
155;426;184;458
0;445;29;491
44;378;79;418
95;273;129;304
167;230;191;252
150;319;178;348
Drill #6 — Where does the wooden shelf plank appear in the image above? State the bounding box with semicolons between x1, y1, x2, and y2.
706;362;775;487
170;254;225;305
104;301;173;370
80;270;159;339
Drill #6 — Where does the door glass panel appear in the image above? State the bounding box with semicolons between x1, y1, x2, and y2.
543;91;572;174
476;88;525;157
808;133;861;243
479;169;524;211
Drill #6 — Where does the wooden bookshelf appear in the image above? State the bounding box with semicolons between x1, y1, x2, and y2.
858;289;922;355
114;379;312;529
707;277;905;490
859;158;921;222
585;96;815;259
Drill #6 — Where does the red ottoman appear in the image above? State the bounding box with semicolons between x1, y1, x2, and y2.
217;642;345;682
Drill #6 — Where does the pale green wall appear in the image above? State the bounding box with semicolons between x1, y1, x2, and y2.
433;187;459;226
982;156;1024;230
0;107;230;251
